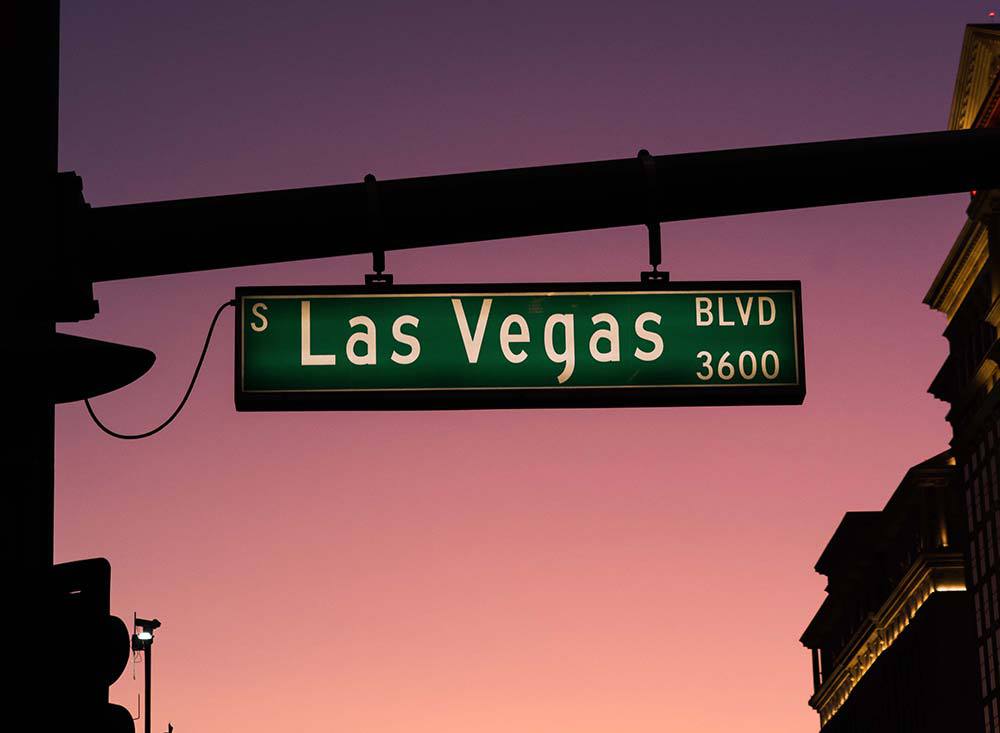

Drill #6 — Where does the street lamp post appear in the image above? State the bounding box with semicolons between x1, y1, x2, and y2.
132;616;161;733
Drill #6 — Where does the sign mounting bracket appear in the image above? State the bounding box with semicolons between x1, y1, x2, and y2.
638;149;669;285
363;172;393;286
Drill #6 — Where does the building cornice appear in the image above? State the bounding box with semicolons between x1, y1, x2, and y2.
973;71;1000;128
949;25;1000;132
923;216;989;320
930;24;1000;320
808;552;966;728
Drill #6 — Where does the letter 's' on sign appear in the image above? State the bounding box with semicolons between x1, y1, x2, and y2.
235;282;805;410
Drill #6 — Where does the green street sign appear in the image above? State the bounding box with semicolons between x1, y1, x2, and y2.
235;282;804;410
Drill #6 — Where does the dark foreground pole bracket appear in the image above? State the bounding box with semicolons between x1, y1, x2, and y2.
85;127;1000;282
637;148;668;284
363;173;392;286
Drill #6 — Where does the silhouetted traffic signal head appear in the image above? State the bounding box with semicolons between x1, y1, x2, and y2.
50;558;135;733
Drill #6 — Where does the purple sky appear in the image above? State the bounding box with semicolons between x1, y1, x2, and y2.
56;2;993;731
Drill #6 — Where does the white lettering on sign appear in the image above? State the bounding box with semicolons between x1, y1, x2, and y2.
300;301;336;366
347;316;377;365
696;349;781;382
544;314;576;384
759;297;776;325
452;298;492;364
634;312;663;361
718;299;735;326
500;314;530;364
276;294;785;387
695;297;713;326
736;297;753;326
391;315;420;365
696;296;777;327
251;302;268;332
589;313;620;363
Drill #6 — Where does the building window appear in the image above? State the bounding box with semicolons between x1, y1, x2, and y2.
982;645;989;698
987;453;1000;506
988;637;996;691
982;532;988;581
993;575;999;629
973;490;980;532
989;519;996;566
978;480;984;524
992;455;999;504
974;542;981;585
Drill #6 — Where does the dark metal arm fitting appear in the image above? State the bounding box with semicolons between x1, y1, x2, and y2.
364;173;393;286
638;149;668;284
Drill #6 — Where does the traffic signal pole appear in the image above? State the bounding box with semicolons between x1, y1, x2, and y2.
10;0;58;576
9;0;59;722
145;640;152;733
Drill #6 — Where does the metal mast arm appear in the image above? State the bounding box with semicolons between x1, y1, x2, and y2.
86;128;1000;281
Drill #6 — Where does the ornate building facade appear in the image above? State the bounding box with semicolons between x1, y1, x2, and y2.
924;23;1000;733
801;24;1000;731
800;455;979;731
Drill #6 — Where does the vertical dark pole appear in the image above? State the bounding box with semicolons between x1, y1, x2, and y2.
7;0;59;713
144;641;152;733
9;0;58;566
8;0;58;569
9;0;59;624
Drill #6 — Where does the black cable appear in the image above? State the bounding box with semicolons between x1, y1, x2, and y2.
85;299;235;440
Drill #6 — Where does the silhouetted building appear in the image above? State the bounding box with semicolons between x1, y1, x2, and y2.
924;24;1000;733
800;453;979;732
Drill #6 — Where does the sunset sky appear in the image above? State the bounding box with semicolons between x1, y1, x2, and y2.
56;2;992;731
